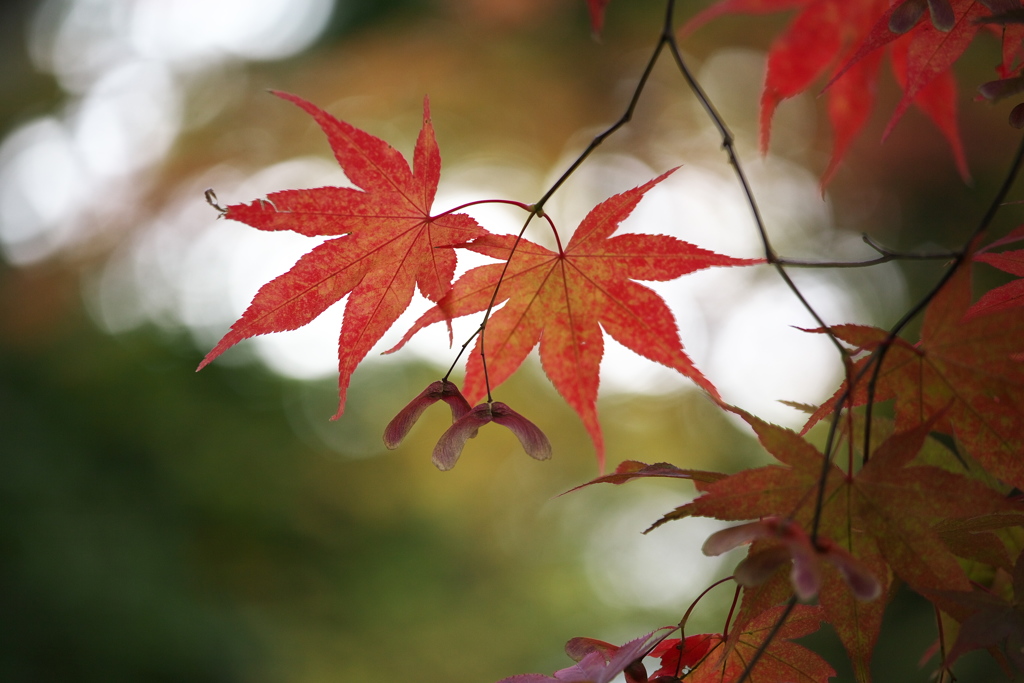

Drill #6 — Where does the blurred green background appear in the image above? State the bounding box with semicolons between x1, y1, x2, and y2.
0;0;1020;681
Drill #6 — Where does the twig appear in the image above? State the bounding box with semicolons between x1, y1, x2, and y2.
860;131;1024;461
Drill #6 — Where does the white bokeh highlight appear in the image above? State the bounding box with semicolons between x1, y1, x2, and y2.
582;488;740;611
2;0;335;263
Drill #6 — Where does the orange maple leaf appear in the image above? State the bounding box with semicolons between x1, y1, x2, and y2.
197;92;486;417
805;266;1024;490
391;170;761;469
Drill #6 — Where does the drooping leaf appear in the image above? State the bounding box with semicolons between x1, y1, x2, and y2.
884;5;978;180
198;93;486;418
390;170;761;469
821;49;884;187
561;460;727;495
682;0;982;184
936;511;1024;573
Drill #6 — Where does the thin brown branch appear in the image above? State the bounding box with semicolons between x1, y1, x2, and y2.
860;131;1024;461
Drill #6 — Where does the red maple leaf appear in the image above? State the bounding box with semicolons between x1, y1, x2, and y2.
390;170;761;469
967;229;1024;317
682;605;834;683
681;0;981;184
805;266;1024;489
197;93;486;417
586;0;612;35
649;633;717;678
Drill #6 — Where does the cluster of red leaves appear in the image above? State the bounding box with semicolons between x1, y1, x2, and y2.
677;0;1024;185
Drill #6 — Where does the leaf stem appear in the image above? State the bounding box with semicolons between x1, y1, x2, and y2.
528;2;672;215
442;324;482;383
680;577;735;632
477;212;539;402
933;604;956;683
664;12;846;361
432;198;561;241
721;581;741;640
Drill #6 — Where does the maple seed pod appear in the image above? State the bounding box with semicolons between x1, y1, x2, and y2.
432;401;552;471
889;0;927;33
565;636;617;662
704;517;822;600
624;659;649;683
734;545;793;588
383;380;472;449
706;517;883;602
926;0;955;31
702;519;773;556
979;76;1024;102
817;538;883;601
1011;103;1024;129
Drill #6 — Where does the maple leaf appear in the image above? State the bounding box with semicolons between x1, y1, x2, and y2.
389;170;761;469
936;511;1024;574
649;634;717;678
681;0;974;185
682;605;835;683
495;627;674;683
805;267;1024;490
940;548;1024;676
967;241;1024;318
654;406;1011;681
561;459;727;494
197;93;486;418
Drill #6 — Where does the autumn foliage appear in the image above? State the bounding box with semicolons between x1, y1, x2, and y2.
200;0;1024;680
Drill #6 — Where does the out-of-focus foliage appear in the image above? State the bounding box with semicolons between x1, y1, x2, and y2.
0;262;756;682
